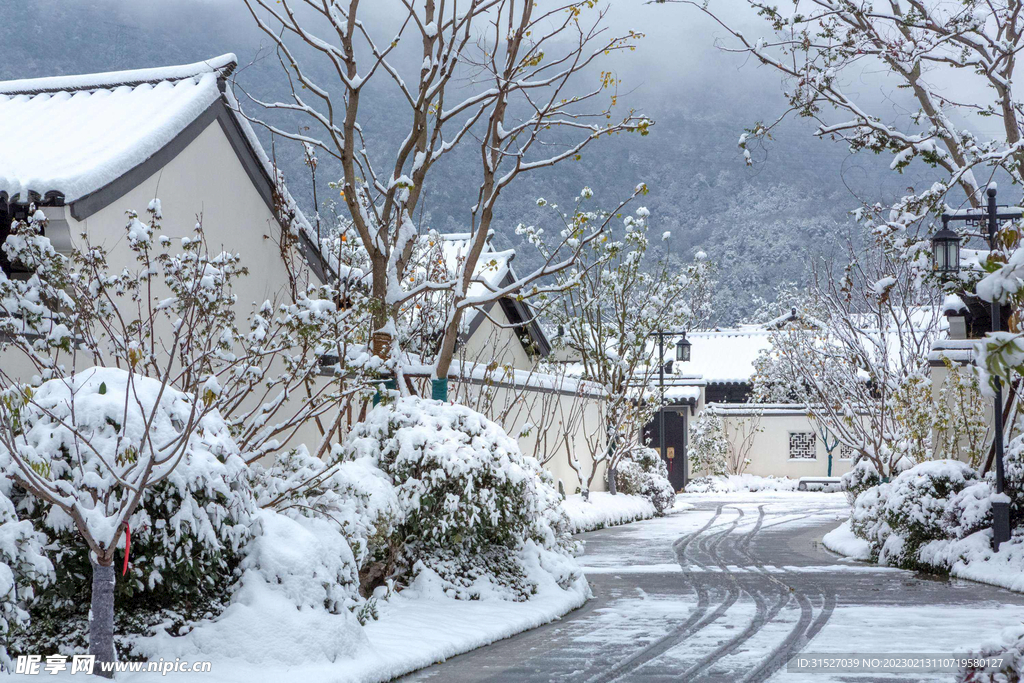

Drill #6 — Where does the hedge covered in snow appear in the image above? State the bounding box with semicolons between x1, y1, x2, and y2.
561;492;659;533
2;389;591;672
614;447;676;514
340;396;580;601
836;452;1024;597
685;474;801;493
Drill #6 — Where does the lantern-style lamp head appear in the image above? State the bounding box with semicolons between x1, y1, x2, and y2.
676;335;691;362
931;218;960;275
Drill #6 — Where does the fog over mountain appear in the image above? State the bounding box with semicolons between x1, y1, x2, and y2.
0;0;937;324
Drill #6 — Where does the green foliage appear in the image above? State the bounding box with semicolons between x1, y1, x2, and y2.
688;410;729;477
340;397;579;601
615;447;676;514
10;459;254;659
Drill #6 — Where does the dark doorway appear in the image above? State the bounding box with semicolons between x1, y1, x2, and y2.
644;409;688;492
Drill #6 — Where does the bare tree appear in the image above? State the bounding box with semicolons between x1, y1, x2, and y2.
763;238;941;476
658;0;1024;215
548;206;715;494
238;0;651;383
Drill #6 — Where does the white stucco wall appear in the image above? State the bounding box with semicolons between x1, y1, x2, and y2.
694;407;856;479
447;305;609;492
75;121;299;307
0;118;326;453
1;116;610;484
459;305;537;371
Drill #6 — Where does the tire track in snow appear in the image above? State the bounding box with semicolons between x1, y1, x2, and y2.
736;505;837;683
586;502;839;683
584;505;742;683
659;505;793;682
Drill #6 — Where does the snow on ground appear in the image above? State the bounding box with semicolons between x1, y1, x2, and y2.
776;603;1024;682
406;492;1022;683
919;531;1024;593
822;519;873;561
20;561;588;683
685;474;800;494
562;492;659;533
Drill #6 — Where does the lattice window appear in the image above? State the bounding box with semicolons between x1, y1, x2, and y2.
789;432;817;460
838;443;856;460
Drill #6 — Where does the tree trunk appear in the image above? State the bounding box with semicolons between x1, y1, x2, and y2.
89;557;116;678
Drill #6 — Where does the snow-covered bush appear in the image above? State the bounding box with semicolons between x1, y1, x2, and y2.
0;492;53;671
0;368;256;659
842;459;883;506
685;474;799;494
876;461;977;569
249;446;401;598
849;460;979;570
614;447;675;514
340;397;579;601
238;509;359;614
688;410;728;477
958;624;1024;682
943;481;996;541
131;507;371;669
848;482;891;560
1002;437;1024;528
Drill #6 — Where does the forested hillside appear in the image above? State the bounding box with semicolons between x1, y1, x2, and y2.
0;0;933;323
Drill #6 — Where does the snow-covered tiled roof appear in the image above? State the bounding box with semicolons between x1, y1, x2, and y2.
671;329;774;384
437;232;517;305
0;56;236;203
675;307;947;385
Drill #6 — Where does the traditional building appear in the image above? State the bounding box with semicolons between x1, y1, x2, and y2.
648;310;863;488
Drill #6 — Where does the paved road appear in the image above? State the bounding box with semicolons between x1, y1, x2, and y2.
402;494;1024;683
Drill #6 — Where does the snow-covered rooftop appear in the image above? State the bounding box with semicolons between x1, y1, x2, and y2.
0;55;236;203
672;306;946;385
670;329;774;384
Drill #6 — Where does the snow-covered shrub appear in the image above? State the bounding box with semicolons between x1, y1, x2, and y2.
249;446;401;598
842;459;883;505
850;460;978;570
957;624;1024;682
1;368;256;658
614;447;675;514
684;474;799;494
238;509;359;613
131;508;371;669
340;397;579;601
0;491;53;671
1002;437;1024;528
943;481;995;540
848;482;891;561
688;410;728;477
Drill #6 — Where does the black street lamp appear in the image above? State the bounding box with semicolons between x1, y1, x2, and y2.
937;185;1015;550
648;330;690;486
931;218;961;275
676;334;691;362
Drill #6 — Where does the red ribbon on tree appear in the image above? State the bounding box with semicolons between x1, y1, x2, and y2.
122;522;131;577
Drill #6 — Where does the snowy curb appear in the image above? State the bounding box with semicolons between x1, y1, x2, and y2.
47;576;591;683
562;492;659;533
822;519;872;561
824;518;1024;594
346;575;590;682
920;532;1024;593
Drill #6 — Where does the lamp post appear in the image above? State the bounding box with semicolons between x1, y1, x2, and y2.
649;330;690;480
935;185;1015;549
